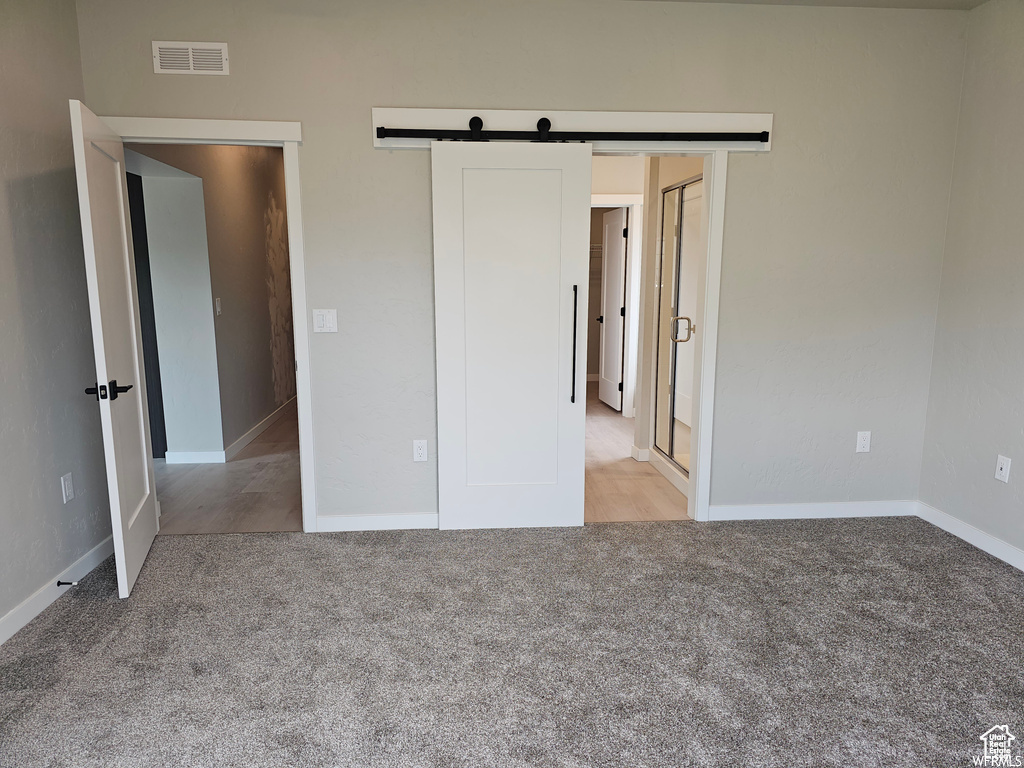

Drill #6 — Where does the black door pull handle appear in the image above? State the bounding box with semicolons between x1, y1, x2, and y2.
85;383;108;400
108;380;133;401
596;315;603;323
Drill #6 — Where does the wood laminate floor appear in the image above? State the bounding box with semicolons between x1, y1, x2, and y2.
585;382;690;523
154;407;302;535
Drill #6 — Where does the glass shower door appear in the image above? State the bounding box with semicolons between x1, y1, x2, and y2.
654;178;703;475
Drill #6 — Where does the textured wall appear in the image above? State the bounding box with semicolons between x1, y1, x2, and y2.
126;144;295;448
920;0;1024;550
76;0;966;516
0;0;111;619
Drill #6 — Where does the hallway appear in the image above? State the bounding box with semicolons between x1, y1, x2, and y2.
154;409;302;534
584;383;689;523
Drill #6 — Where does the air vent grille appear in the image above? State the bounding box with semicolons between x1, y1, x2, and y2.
152;42;229;75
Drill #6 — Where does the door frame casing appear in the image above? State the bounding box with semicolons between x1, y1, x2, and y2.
100;116;318;532
372;108;771;524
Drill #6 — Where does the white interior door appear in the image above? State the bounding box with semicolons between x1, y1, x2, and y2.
674;181;704;428
598;208;627;410
69;100;159;598
431;141;591;529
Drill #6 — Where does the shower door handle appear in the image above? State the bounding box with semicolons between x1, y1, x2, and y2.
672;316;695;343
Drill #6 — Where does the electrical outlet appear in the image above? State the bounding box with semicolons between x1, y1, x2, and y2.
995;455;1011;484
60;473;74;504
413;440;428;462
856;431;871;453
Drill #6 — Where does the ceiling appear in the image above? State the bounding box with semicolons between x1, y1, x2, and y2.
633;0;986;9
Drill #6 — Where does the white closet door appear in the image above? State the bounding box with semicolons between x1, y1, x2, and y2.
598;207;627;410
431;142;592;529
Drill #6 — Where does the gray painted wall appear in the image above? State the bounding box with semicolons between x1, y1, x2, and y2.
125;144;295;449
0;0;111;620
141;174;224;454
75;0;966;516
920;0;1024;550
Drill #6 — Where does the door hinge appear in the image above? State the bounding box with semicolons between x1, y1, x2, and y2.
622;227;628;238
620;306;625;317
618;382;623;392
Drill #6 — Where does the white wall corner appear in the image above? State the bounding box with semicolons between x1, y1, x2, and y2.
0;536;113;646
916;502;1024;573
631;446;650;462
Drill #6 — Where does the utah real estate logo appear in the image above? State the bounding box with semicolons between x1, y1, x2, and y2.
974;726;1021;767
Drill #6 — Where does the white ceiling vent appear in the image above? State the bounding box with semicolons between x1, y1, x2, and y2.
152;41;229;75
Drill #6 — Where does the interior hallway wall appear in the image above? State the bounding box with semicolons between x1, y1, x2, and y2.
126;144;295;449
0;0;111;625
76;0;966;516
139;173;224;455
919;0;1024;551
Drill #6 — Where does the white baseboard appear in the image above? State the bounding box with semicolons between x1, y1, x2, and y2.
631;446;650;461
225;397;296;461
587;374;599;382
649;449;689;498
708;500;918;521
0;536;113;646
164;450;226;464
917;502;1024;572
316;513;439;532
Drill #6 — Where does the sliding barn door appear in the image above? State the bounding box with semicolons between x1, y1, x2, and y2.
431;142;592;529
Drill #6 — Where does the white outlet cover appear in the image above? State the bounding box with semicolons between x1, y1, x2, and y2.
413;440;428;462
856;431;871;453
61;472;74;504
995;455;1011;483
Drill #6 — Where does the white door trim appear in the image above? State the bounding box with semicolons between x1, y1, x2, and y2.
99;115;318;533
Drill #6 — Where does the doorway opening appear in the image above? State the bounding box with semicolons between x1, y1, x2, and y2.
124;143;301;534
584;154;706;524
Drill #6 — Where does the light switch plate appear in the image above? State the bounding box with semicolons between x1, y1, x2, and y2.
312;309;338;333
215;297;222;316
995;455;1011;483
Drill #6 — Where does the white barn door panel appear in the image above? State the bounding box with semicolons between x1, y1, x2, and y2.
431;142;592;529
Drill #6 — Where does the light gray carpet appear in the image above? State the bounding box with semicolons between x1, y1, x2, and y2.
1;518;1022;767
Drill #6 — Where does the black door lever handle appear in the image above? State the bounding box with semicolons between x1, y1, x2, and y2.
596;315;603;323
85;383;108;400
108;380;133;401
